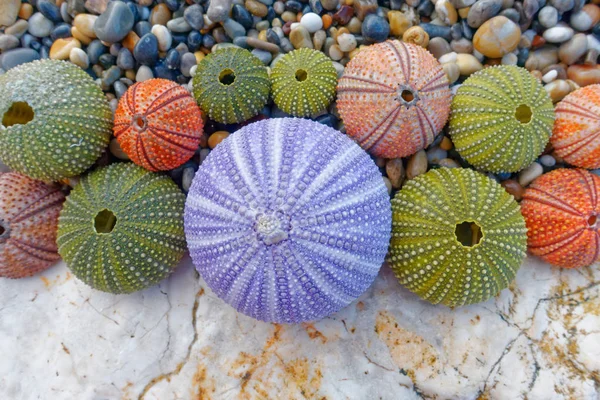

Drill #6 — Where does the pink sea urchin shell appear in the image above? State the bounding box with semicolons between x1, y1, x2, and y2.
337;40;452;159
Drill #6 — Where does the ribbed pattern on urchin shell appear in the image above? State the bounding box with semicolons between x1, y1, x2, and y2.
449;65;554;173
389;168;527;307
184;118;391;323
0;60;113;181
521;169;600;269
114;78;204;171
0;172;64;278
57;163;186;293
192;47;270;124
270;48;337;117
337;40;451;159
551;84;600;170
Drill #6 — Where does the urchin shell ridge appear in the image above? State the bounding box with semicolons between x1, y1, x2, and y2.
449;65;554;173
389;167;527;307
184;118;391;323
270;48;337;117
57;163;186;293
0;59;113;181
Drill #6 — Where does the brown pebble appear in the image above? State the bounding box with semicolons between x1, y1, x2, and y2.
333;5;354;25
18;3;33;20
122;31;140;53
246;0;269;17
501;179;525;201
50;38;81;60
208;131;230;149
354;0;378;20
439;136;453;151
246;37;280;53
567;64;600;86
531;35;546;48
150;4;171;26
406;150;428;179
385;158;406;189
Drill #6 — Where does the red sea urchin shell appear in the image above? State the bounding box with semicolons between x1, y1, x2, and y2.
114;78;204;171
337;40;451;158
0;172;65;278
551;84;600;169
521;169;600;269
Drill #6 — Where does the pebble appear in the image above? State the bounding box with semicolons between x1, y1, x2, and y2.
290;26;313;49
539;154;556;167
223;18;246;39
6;20;29;38
150;4;172;26
182;167;195;193
209;131;230;148
473;16;520;58
456;53;483;75
542;69;558;82
525;47;559;71
0;34;20;52
543;26;575;43
312;30;326;50
38;0;62;23
300;13;323;33
167;17;192;33
549;0;574;13
252;48;272;64
18;3;34;20
388;11;411;37
501;179;525;200
109;138;130;160
0;48;40;70
49;37;81;60
570;4;600;32
538;6;558;29
337;33;357;52
436;0;458;26
385;158;405;189
180;52;197;77
468;0;503;28
0;0;20;27
544;79;571;102
442;62;460;83
383;177;393;195
501;53;518;65
518;162;543;186
450;0;477;8
420;23;451;40
85;0;109;15
333;5;354;25
134;33;159;66
73;14;97;39
93;1;134;43
567;64;600;86
407;150;428;179
184;4;205;30
558;33;588;65
246;36;280;52
28;13;54;38
439;52;457;64
439;158;461;168
69;47;89;69
246;0;269;17
321;0;339;11
136;65;154;82
207;0;232;22
150;25;171;52
86;39;106;65
117;47;135;70
429;37;452;59
427;146;448;164
329;44;344;60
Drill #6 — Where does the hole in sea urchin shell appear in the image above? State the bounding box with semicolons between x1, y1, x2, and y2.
295;69;308;82
455;221;483;247
515;104;532;124
2;101;34;127
401;90;414;102
132;114;147;131
94;209;117;234
0;219;9;237
219;68;236;85
396;85;419;108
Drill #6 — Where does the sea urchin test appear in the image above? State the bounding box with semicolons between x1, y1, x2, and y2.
184;118;391;323
389;168;527;307
0;60;113;182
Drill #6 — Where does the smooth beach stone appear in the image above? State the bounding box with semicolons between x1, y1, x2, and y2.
456;53;483;75
543;26;575;43
69;47;89;68
473;16;521;58
116;47;134;69
133;33;159;66
567;64;600;86
468;0;503;28
135;65;154;81
290;25;313;49
93;1;134;43
558;33;588;65
0;34;20;52
5;20;29;38
538;6;558;28
28;13;54;38
0;48;40;70
223;18;246;39
362;14;390;43
300;12;323;33
167;17;192;33
0;0;20;27
150;24;172;52
184;4;205;30
570;4;600;32
49;37;81;60
51;23;72;40
388;11;412;37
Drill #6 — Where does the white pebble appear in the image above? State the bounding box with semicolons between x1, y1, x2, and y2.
329;44;344;61
501;53;518;65
542;69;558;83
438;52;457;64
539;154;556;167
518;162;543;186
538;6;558;29
570;8;596;31
290;22;301;30
151;24;172;52
69;47;89;69
543;26;574;43
300;13;323;33
190;65;198;77
337;33;357;52
136;65;154;82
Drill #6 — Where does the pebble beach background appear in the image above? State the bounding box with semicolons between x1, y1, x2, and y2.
0;0;598;196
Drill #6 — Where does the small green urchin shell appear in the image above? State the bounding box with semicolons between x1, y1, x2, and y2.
449;65;554;173
192;47;270;124
0;60;113;181
389;168;527;307
270;48;337;117
57;163;187;294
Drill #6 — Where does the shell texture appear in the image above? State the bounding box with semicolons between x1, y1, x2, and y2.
114;79;204;172
521;168;600;269
0;59;113;182
192;47;270;124
0;172;65;278
551;84;600;170
336;40;451;159
57;163;186;294
389;168;527;307
449;65;555;173
270;48;338;117
184;118;391;323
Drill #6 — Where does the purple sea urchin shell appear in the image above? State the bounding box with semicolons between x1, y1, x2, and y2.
184;118;391;323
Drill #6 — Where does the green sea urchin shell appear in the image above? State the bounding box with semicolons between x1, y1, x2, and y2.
192;47;270;124
389;168;527;307
57;163;186;294
449;65;554;173
0;60;113;181
270;48;337;117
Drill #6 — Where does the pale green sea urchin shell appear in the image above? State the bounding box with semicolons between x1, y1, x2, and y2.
0;60;113;182
449;65;554;173
192;47;270;124
270;48;337;117
389;167;527;307
57;163;186;294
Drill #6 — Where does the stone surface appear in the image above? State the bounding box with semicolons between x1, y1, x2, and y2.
0;0;20;27
1;257;599;399
473;16;521;58
93;1;134;43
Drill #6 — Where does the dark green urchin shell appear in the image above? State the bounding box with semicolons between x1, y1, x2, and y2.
449;65;554;173
57;163;186;294
389;168;527;307
192;47;270;124
270;48;337;117
0;59;113;181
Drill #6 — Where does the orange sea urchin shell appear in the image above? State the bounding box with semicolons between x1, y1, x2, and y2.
0;172;65;278
114;78;204;171
337;40;451;158
521;168;600;269
551;84;600;169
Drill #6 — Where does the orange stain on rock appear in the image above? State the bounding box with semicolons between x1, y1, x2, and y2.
191;362;216;400
302;323;327;344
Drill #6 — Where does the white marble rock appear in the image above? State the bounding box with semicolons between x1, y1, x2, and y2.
0;255;599;399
